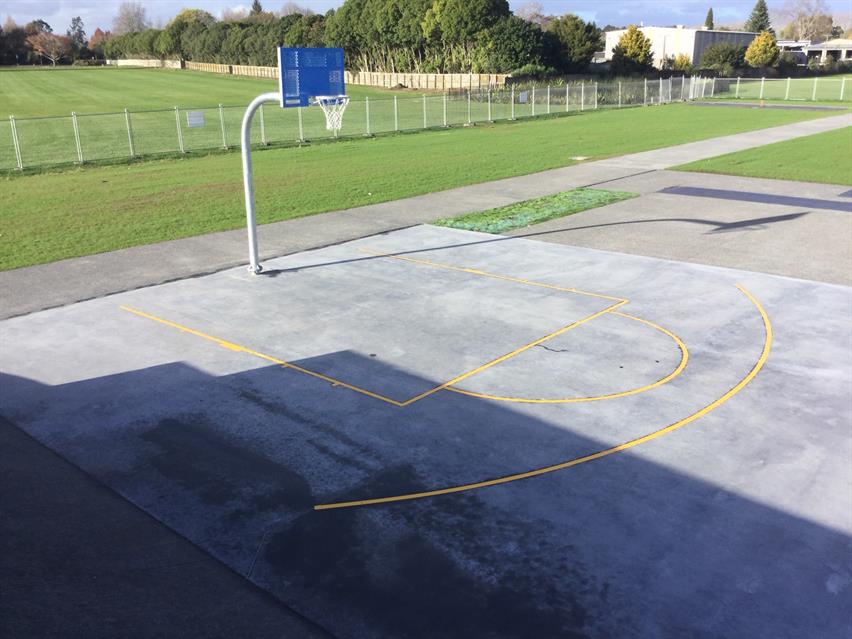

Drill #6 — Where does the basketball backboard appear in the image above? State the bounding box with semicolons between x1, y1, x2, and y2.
277;47;345;108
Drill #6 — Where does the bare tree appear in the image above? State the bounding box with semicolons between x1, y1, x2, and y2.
113;2;149;34
280;2;314;16
515;1;548;27
220;6;249;21
780;0;835;41
26;32;72;65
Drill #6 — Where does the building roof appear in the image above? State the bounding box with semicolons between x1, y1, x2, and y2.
806;38;852;50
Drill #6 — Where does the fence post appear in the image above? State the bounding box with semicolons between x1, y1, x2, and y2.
710;77;715;98
565;83;570;112
365;96;371;135
546;85;551;114
422;94;427;129
618;81;622;107
443;93;448;126
682;75;687;100
174;106;185;153
259;104;266;145
581;83;585;111
124;108;135;157
659;77;663;104
735;76;741;98
531;86;536;115
394;96;399;131
841;77;847;101
467;90;472;124
812;76;818;101
669;77;673;102
9;116;22;170
297;107;304;142
71;112;83;163
759;77;765;100
643;78;647;105
487;90;492;121
785;77;791;100
511;86;515;119
594;82;598;109
218;104;228;149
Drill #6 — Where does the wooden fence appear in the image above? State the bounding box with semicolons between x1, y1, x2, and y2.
109;60;509;89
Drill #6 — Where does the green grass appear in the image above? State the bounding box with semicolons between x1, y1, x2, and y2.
675;127;852;185
0;102;838;271
434;189;637;233
709;76;852;103
0;66;396;117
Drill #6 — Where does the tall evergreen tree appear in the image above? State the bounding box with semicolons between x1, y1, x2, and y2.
743;0;773;34
250;0;263;15
704;8;714;29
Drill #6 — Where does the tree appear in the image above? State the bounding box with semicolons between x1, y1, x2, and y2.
280;2;313;16
66;16;86;60
250;0;264;15
705;8;714;29
88;27;110;56
700;41;746;69
610;25;653;74
780;0;835;41
25;19;52;34
545;14;601;73
672;53;693;72
743;0;773;34
474;15;543;72
26;32;72;65
515;2;547;27
744;30;779;67
113;2;149;35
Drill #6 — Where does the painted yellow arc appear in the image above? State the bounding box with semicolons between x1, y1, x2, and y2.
313;284;771;511
445;310;689;404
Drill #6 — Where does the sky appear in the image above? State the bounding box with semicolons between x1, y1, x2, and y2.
3;0;851;36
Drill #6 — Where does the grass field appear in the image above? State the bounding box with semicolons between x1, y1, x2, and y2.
710;75;852;103
676;126;852;185
434;189;637;233
0;102;836;271
0;67;395;117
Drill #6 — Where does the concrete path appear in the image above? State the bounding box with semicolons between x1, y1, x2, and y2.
2;112;849;319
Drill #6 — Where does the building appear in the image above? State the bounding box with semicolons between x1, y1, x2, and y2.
604;26;757;69
777;39;810;65
803;39;852;65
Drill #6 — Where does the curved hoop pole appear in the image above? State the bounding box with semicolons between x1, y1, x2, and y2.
241;92;280;274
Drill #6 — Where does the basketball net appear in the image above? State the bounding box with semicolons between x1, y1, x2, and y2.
315;95;349;132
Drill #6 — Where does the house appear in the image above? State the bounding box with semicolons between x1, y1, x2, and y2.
803;38;852;65
604;25;757;69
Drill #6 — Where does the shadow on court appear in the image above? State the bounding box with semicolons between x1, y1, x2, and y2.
2;351;850;639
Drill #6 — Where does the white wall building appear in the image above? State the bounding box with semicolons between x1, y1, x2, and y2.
604;26;758;68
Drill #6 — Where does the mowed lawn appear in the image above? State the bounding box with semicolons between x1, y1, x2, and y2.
0;103;837;270
0;66;395;117
676;127;852;185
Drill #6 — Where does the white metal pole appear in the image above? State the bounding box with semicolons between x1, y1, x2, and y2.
422;94;427;128
241;92;278;275
546;85;550;114
643;78;647;105
365;96;371;135
594;82;598;109
218;104;227;149
10;115;22;170
581;83;585;111
659;77;663;104
565;83;570;112
736;76;741;98
618;81;622;107
710;77;716;98
443;93;448;126
71;112;83;163
124;108;135;157
682;75;686;100
759;77;765;100
812;76;818;101
487;90;492;121
394;96;399;131
467;90;471;124
297;106;304;141
175;106;185;153
785;77;791;100
532;87;536;115
511;86;515;119
841;77;846;101
259;103;266;145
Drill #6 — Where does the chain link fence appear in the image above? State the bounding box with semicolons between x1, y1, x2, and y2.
2;77;698;171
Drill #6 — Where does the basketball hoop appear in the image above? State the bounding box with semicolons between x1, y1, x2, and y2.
314;95;349;132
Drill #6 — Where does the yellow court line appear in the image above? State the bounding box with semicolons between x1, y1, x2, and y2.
313;284;771;510
121;300;624;407
445;311;689;404
359;249;626;303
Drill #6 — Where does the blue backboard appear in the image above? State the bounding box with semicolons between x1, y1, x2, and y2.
277;47;345;108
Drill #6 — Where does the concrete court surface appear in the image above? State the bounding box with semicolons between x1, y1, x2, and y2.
1;225;850;638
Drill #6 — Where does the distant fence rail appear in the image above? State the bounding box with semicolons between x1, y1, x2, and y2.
4;76;849;171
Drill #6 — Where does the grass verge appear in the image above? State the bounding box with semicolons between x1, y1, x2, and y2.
434;189;637;234
0;103;838;271
674;126;852;185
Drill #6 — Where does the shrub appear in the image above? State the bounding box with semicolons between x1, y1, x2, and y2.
700;41;745;70
610;25;653;74
672;53;693;73
744;31;778;68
